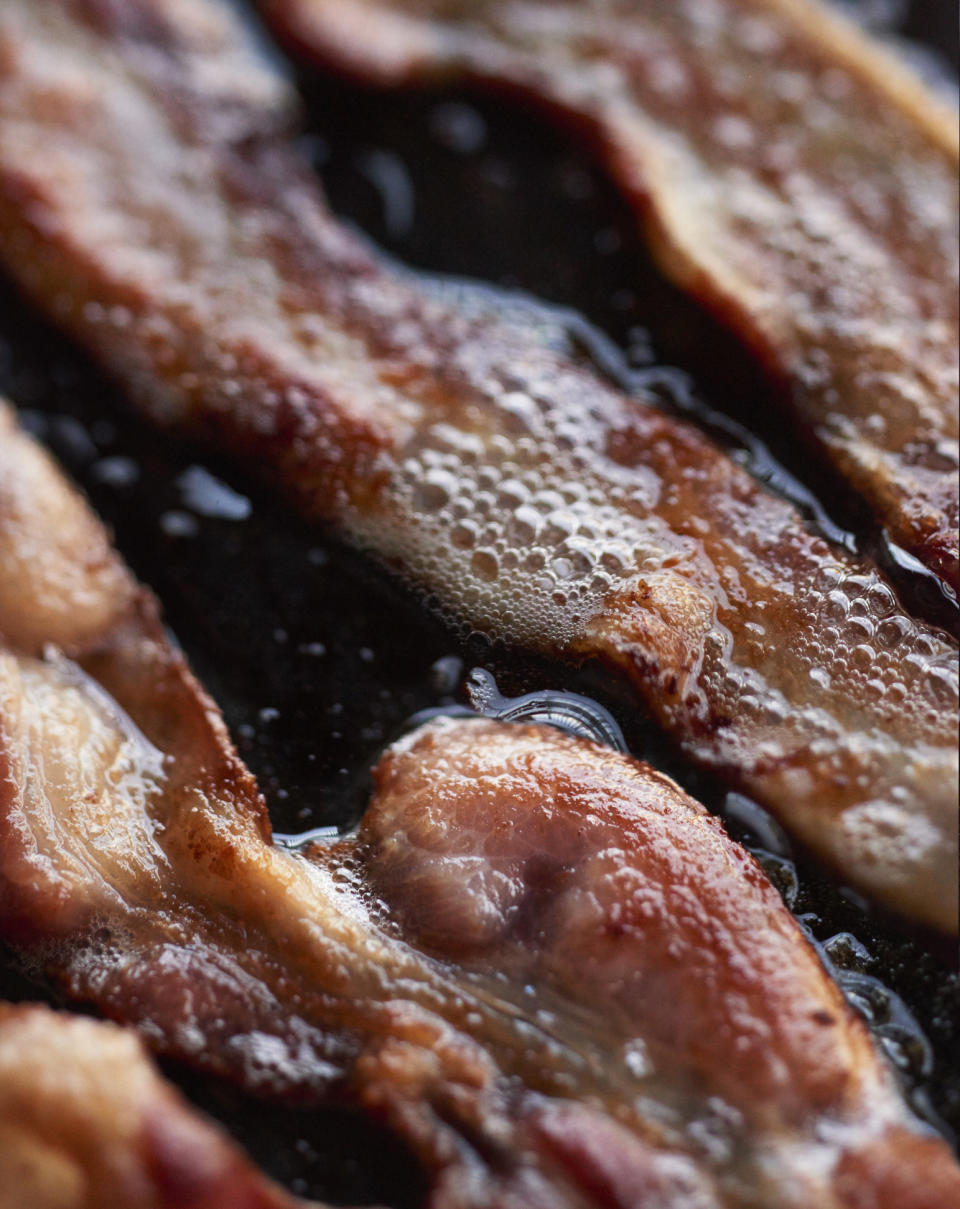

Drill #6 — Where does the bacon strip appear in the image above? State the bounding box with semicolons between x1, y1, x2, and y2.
1;401;958;1209
263;0;960;588
0;1005;308;1209
0;0;956;929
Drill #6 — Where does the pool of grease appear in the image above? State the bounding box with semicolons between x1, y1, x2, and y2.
0;0;957;1201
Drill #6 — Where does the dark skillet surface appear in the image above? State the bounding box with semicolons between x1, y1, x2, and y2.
0;1;957;1202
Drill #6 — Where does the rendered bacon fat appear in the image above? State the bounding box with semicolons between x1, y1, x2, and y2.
264;0;960;588
0;0;956;930
0;403;958;1208
0;1005;308;1209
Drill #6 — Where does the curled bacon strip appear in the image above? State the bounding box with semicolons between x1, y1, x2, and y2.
1;401;958;1208
0;0;956;929
264;0;960;588
0;1005;307;1209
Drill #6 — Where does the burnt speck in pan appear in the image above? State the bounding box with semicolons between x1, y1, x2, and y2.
0;0;956;1201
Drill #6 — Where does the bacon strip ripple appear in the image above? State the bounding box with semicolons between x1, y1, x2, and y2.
0;0;956;929
0;1004;310;1209
263;0;960;588
0;400;958;1208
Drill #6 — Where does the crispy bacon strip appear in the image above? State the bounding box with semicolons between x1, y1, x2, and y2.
1;402;958;1209
0;0;956;928
263;0;960;588
0;1005;308;1209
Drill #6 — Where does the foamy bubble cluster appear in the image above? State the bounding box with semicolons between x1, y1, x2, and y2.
802;564;958;725
352;371;672;649
689;540;958;762
346;298;957;803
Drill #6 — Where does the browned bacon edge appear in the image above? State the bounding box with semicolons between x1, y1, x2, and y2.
0;1004;309;1209
0;0;956;935
2;402;960;1207
262;0;960;589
